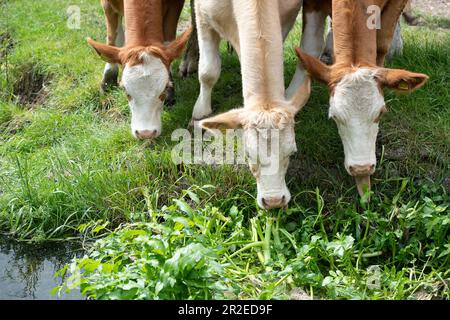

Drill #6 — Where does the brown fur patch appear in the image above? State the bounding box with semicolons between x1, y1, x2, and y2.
119;46;170;69
298;1;427;94
94;0;190;70
376;68;429;92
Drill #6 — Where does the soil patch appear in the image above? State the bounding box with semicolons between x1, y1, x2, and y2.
13;64;51;107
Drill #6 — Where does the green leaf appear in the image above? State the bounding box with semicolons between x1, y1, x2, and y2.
174;199;195;215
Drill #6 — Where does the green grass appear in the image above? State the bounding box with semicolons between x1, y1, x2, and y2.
1;0;449;299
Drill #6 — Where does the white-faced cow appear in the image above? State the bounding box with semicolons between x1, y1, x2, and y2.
88;0;191;139
194;0;311;209
287;0;428;195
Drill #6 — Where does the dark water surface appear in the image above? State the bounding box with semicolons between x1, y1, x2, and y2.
0;236;84;300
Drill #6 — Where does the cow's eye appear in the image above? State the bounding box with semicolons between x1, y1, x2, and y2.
159;84;170;102
289;147;297;157
375;106;388;123
159;91;167;102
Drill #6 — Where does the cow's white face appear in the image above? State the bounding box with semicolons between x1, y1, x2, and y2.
329;69;386;193
199;78;310;209
200;107;299;209
295;47;428;196
122;53;169;140
87;27;192;140
244;125;297;209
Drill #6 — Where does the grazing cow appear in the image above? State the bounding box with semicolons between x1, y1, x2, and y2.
195;0;311;209
288;0;428;195
89;0;191;139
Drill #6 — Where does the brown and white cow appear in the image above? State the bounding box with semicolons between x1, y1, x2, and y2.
88;0;191;139
288;0;428;195
194;0;311;209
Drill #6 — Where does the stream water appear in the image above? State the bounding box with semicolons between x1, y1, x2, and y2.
0;236;84;300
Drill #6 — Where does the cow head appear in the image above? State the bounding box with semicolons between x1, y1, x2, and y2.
296;48;428;195
200;78;311;209
87;28;191;140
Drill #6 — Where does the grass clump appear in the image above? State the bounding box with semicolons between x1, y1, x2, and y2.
56;183;449;300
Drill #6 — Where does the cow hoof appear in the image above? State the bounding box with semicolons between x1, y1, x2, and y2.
179;59;198;78
100;74;118;93
187;61;198;75
403;14;419;26
179;65;197;79
101;71;119;92
406;18;419;26
178;59;190;78
100;81;117;94
179;63;188;79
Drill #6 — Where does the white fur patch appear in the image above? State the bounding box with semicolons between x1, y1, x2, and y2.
240;105;295;130
122;53;169;136
243;125;295;208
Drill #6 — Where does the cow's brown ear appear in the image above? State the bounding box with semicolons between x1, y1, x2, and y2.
200;109;243;130
165;27;192;62
377;68;429;92
295;48;331;84
87;38;121;64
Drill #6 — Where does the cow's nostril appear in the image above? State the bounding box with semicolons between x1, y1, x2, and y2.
135;130;158;140
349;164;375;176
261;197;285;209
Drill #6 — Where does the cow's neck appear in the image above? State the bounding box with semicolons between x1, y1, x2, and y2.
332;0;380;68
124;0;164;47
233;0;285;107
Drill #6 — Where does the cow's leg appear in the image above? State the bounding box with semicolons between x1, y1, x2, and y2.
179;0;199;78
101;1;123;92
386;22;403;62
192;24;221;121
377;0;409;66
321;17;333;65
163;0;184;42
286;3;327;98
163;0;185;106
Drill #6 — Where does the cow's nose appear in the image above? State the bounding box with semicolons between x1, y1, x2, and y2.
261;196;286;209
135;129;159;140
349;164;375;176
